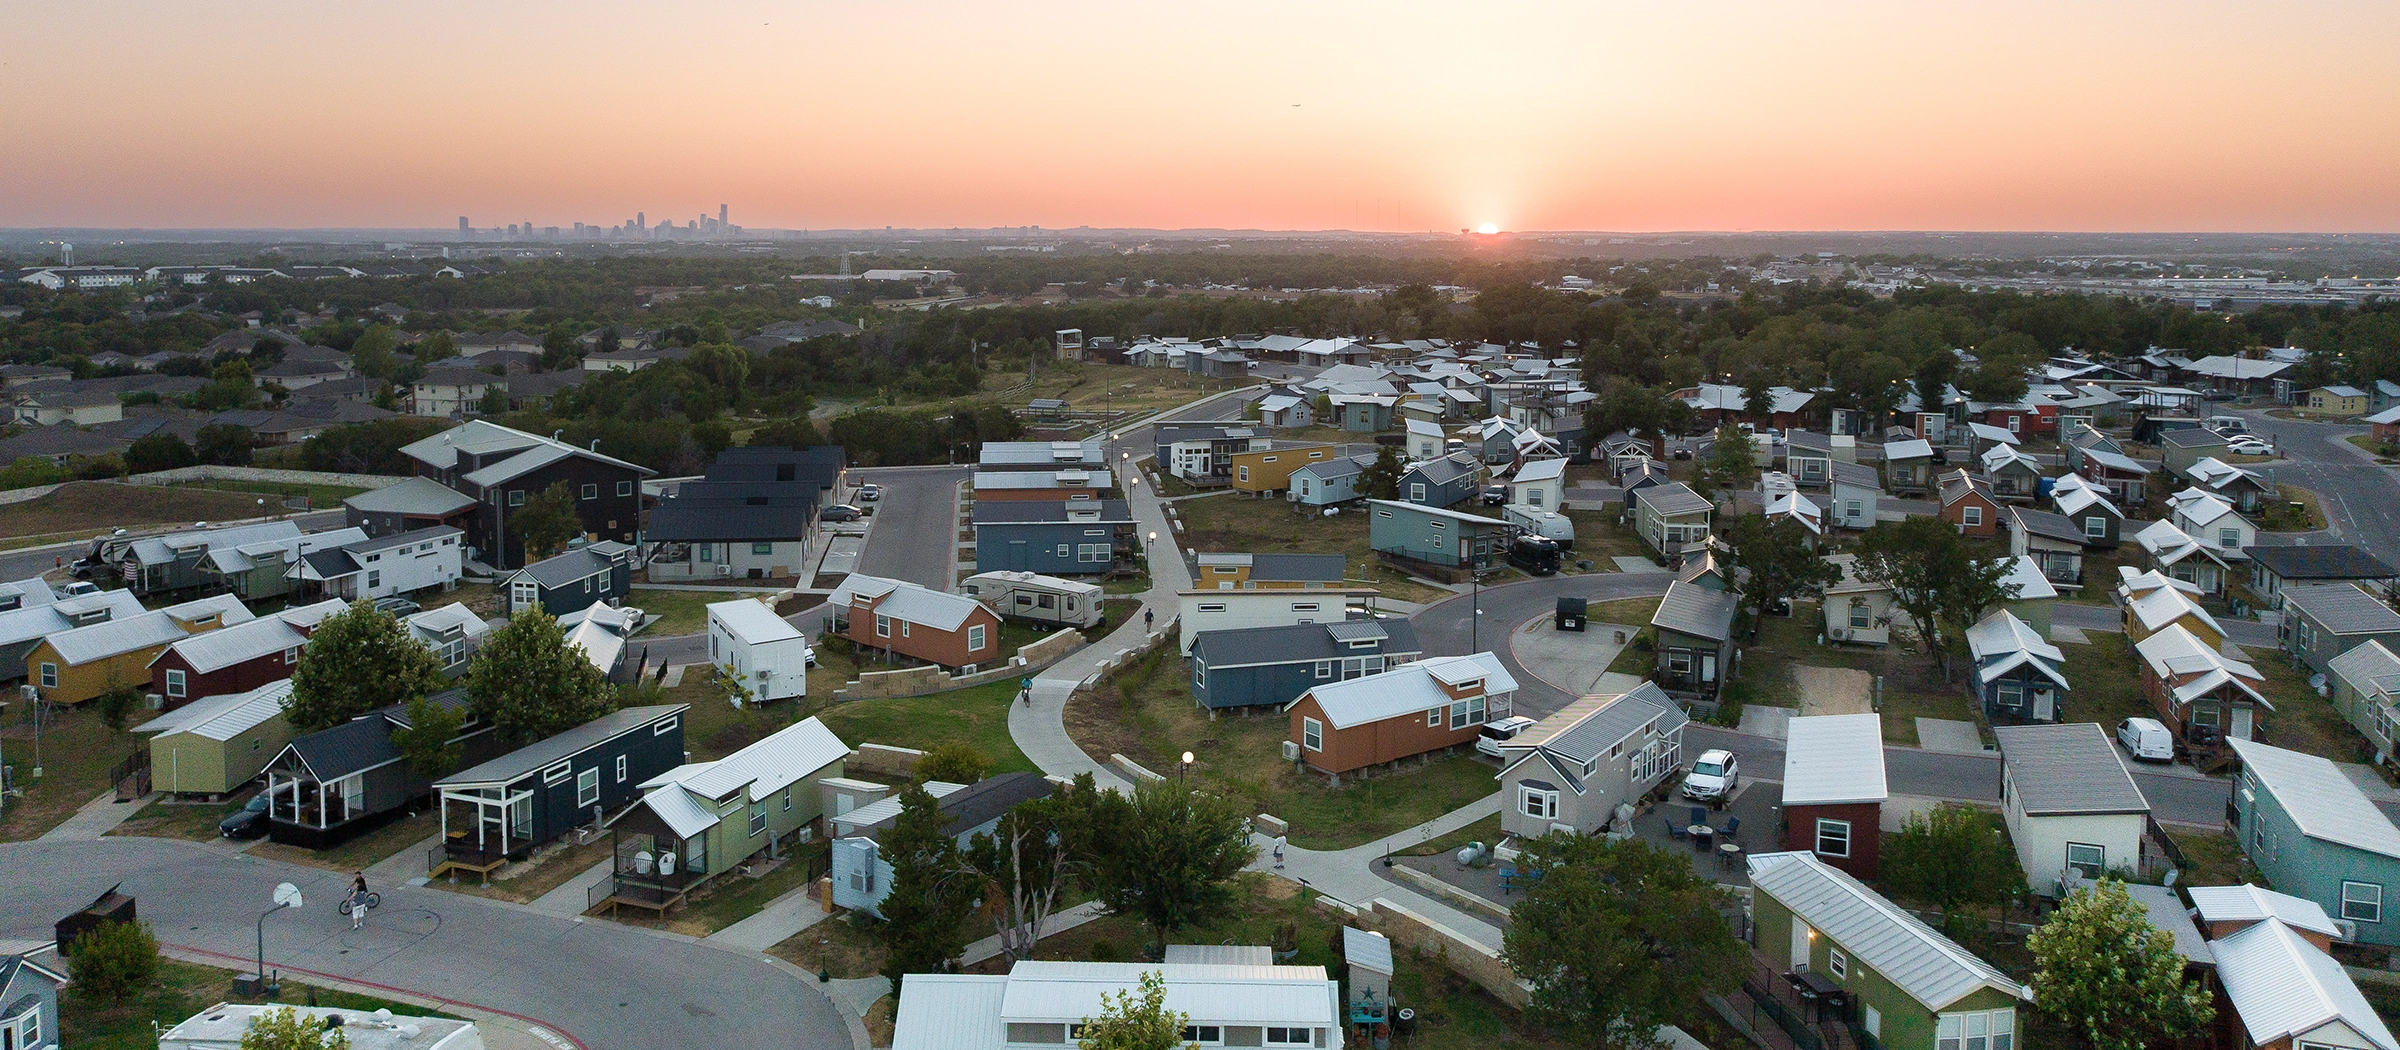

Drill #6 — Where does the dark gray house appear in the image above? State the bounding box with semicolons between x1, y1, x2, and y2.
2281;583;2400;677
431;704;687;878
644;447;843;583
971;500;1134;576
1188;619;1423;710
2246;544;2398;610
398;420;656;569
341;476;478;540
1651;580;1737;699
503;541;636;618
1398;452;1482;508
260;690;500;848
1966;610;2070;724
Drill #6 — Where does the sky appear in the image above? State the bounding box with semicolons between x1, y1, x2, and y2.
3;1;2399;233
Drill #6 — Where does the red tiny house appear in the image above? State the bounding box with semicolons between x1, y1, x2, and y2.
1286;653;1514;779
1779;713;1888;881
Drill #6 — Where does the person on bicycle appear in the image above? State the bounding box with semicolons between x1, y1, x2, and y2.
349;872;370;930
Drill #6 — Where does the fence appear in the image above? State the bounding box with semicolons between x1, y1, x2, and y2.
109;746;150;801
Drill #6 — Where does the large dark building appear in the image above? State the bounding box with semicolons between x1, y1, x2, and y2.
399;420;655;569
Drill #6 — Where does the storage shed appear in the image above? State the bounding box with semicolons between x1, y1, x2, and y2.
135;679;297;797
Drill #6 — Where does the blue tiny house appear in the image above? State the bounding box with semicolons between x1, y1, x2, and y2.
1399;453;1482;508
1188;619;1423;710
1366;500;1512;572
972;500;1135;575
2229;738;2400;947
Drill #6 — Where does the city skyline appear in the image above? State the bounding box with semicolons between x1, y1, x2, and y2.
5;1;2400;234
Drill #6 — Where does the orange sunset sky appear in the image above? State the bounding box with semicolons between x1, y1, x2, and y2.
5;1;2398;233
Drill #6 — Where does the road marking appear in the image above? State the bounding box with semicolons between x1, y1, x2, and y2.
526;1026;574;1050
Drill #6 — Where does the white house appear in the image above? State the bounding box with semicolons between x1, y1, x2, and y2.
289;526;464;601
2169;488;2256;556
1822;554;1897;646
706;598;811;705
1995;723;2151;897
1405;418;1445;461
1176;588;1382;655
892;959;1344;1050
1507;457;1567;510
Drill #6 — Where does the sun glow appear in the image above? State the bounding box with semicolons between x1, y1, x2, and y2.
1476;223;1500;235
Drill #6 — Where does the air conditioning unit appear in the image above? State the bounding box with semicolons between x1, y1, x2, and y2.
718;565;733;576
2337;919;2359;943
1281;740;1301;762
1831;628;1849;641
145;693;163;710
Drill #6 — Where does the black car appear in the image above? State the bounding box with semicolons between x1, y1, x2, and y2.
219;794;271;839
820;504;864;522
1481;485;1508;506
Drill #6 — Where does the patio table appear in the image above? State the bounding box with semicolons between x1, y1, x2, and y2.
1689;825;1714;850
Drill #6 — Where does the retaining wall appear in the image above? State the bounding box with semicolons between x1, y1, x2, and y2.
1356;898;1532;1009
848;744;926;779
1384;864;1513;926
832;627;1087;701
120;465;414;490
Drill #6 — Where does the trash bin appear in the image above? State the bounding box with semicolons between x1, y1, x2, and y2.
1555;597;1586;632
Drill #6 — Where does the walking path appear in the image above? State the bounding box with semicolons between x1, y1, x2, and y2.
528;859;615;917
1255;794;1508;949
36;789;147;841
708;878;835;950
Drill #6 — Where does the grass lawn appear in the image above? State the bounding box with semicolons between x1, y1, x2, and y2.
430;836;614;904
631;589;747;637
109;793;253;842
2346;434;2400;462
60;958;456;1050
1099;571;1152;595
1066;646;1500;849
1592;598;1664;676
2261;483;2327;531
2167;828;2250;885
168;479;369;512
0;705;144;841
1562;509;1649;567
249;808;438;873
1174;494;1454;604
611;839;828;936
1749;610;1965;743
0;481;286;542
2256;649;2376;764
970;362;1245;420
1396;813;1504;858
817;679;1036;774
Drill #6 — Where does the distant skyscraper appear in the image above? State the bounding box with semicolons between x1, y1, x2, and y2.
636;211;645;231
719;204;728;228
458;216;470;234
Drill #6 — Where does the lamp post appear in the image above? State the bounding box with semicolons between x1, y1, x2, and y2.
255;882;301;995
1179;751;1194;784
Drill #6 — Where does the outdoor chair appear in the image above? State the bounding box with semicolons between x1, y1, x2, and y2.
1721;816;1741;841
1667;818;1688;841
1499;864;1519;893
1689;806;1707;828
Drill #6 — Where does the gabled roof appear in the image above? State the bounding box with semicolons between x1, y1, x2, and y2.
1294;653;1514;730
0;588;142;647
2009;507;2088;546
2189;884;2340;939
1994;722;2146;816
507;545;627;590
2330;640;2400;704
707;598;804;646
2049;473;2125;518
399;419;654;484
2211;918;2399;1050
278;690;468;782
155;599;343;673
1881;438;1934;461
2135;519;2223;570
1827;459;1880;490
971;500;1133;526
2230;738;2400;860
1189;618;1420;670
2246;544;2398;582
125;520;303;567
642;715;848;805
1500;683;1687;796
2124;575;2223;636
1966;610;2068;690
1637;481;1713;518
44;594;256;665
133;678;292;740
1938;470;1991;506
342;476;480;517
827;573;987;632
1764;491;1823;535
1511;457;1566;484
1402;453;1480;487
435;704;688;790
1651;580;1736;642
1989;556;2058;602
2282;583;2400;636
1783;713;1888;806
2082;448;2154;475
2136;624;2268;708
1748;851;2028;1012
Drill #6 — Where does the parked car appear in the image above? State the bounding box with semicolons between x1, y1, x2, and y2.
1475;715;1539;758
1481;485;1508;506
820;504;864;522
2226;436;2273;456
2116;717;2175;762
219;794;271;839
1682;749;1739;800
371;596;420;617
857;483;883;502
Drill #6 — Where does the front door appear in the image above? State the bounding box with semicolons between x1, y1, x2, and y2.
2232;704;2254;740
1790;921;1812;971
2031;687;2055;722
1700;652;1718;684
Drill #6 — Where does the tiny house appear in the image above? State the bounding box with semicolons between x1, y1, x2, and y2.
431;704;687;879
706;599;812;705
961;571;1105;629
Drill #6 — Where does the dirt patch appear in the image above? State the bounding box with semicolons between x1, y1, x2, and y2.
1792;665;1874;716
0;481;282;542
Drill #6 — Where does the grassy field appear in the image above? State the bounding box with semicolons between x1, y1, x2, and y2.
109;793;253;841
249;809;439;873
431;836;614;904
1748;610;1964;743
0;481;285;542
2263;483;2327;531
0;704;143;841
1593;597;1665;676
1396;813;1504;858
1562;509;1650;567
1066;645;1499;849
609;839;828;937
1174;494;1457;604
2347;434;2399;461
631;589;750;636
60;958;455;1050
816;678;1037;774
166;479;369;511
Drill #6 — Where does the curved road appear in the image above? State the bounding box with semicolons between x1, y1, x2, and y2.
0;838;850;1050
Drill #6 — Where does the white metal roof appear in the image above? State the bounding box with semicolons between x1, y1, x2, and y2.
2211;918;2399;1050
1882;438;1933;461
2125;581;2224;638
890;974;1009;1050
2125;883;2211;965
1342;928;1394;975
1512;457;1566;484
827;573;984;632
996;961;1338;1030
707;598;803;645
1992;556;2058;602
1163;944;1277;966
2136;625;2268;708
0;588;142;647
1782;713;1888;805
1748;851;2028;1012
2229;738;2400;860
675;715;849;803
134;679;292;740
1296;653;1514;730
2188;884;2340;938
1965;610;2068;690
831;781;967;837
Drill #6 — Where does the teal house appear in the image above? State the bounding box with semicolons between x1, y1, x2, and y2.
1366;500;1510;572
2229;737;2400;947
1749;851;2031;1050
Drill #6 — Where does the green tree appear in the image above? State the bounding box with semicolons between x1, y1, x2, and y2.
68;919;159;1003
287;603;444;733
539;322;583;371
465;608;616;746
1881;803;2024;938
507;481;582;562
879;784;976;997
95;684;142;733
1853;516;2015;679
1357;444;1404;502
124;431;197;473
0;456;66;489
194;423;255;466
915;742;991;785
1959;360;2030;405
478;382;509;417
1075;970;1191;1050
388;693;466;779
2028;880;2214;1050
194;359;262;411
1913;351;1957;417
1695;426;1755;498
1726;514;1841;640
687;342;750;400
1500;835;1744;1049
350;324;399;378
1740;370;1778;423
415;330;458;362
240;1006;352;1050
965;774;1101;964
1089;779;1256;955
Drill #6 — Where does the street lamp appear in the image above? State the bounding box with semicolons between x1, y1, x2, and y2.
1180;751;1194;783
254;882;302;996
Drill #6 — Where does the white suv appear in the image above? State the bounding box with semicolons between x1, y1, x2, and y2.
1682;750;1740;800
1475;716;1539;758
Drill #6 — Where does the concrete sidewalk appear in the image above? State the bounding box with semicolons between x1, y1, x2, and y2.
527;858;614;917
707;879;834;950
37;789;147;841
1256;793;1509;950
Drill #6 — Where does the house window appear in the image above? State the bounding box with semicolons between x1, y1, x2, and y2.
16;1006;41;1049
1302;717;1322;752
616;754;628;783
1428;709;1441;726
699;545;713;563
577;768;600;808
1666;650;1693;675
900;622;910;638
1937;1009;2014;1050
1265;1028;1312;1046
875;614;891;638
1182;1025;1223;1045
617;480;634;497
2065;842;2105;880
1409;483;1427;501
2344;881;2384;923
508;490;526;507
285;645;303;664
1962;506;1982;527
165;669;186;698
1237;466;1250;482
1844;499;1861;518
543;761;572;785
1448;695;1486;730
1828;948;1847;979
1848;598;1870;629
752;542;773;555
2084;516;2108;538
748;800;766;837
1193;661;1206;688
1198;603;1225;613
580;483;598;500
967;624;987;652
2218;527;2240;548
1522;787;1558;820
37;663;54;689
654;715;678;735
1314;660;1333;679
1291;603;1319;613
1815;818;1851;858
367;570;380;589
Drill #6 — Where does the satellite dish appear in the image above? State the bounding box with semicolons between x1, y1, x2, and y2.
273;882;303;909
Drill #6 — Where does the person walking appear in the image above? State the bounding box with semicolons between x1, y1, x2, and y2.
1143;609;1154;632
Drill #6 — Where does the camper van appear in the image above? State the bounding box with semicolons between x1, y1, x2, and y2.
1502;505;1575;548
1506;535;1563;576
961;570;1106;629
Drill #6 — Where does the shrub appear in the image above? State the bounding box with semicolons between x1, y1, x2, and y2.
69;919;159;1002
915;742;991;785
1088;938;1122;962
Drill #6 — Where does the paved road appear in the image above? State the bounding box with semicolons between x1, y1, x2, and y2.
0;838;852;1050
852;465;968;592
2240;409;2400;566
0;509;348;581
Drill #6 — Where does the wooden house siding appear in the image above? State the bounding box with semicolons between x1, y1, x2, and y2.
1781;801;1883;879
1230;446;1341;495
2235;769;2400;947
1287;693;1486;776
150;647;298;709
839;599;1002;670
151;714;294;796
1751;893;2021;1050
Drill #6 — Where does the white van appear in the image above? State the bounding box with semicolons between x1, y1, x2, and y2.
2205;415;2249;437
1503;504;1576;547
2116;717;2175;762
